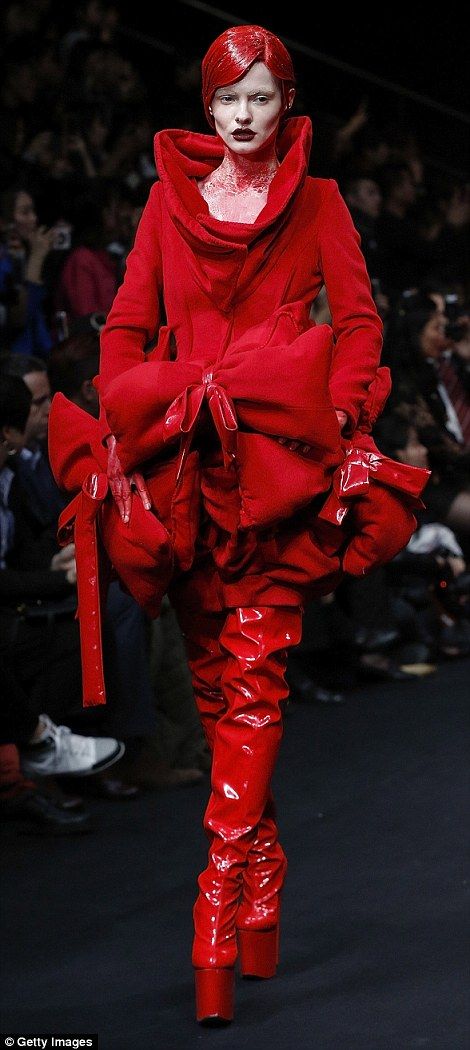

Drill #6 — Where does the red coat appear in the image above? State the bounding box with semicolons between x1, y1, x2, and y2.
99;117;382;432
96;115;400;608
49;116;429;703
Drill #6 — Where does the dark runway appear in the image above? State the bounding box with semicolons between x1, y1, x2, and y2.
1;660;468;1050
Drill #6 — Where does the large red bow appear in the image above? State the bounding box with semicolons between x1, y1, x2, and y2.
163;370;238;480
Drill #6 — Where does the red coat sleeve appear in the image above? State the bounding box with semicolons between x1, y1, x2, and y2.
318;180;383;433
99;181;163;397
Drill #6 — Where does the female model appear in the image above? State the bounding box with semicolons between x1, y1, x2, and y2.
50;24;427;1026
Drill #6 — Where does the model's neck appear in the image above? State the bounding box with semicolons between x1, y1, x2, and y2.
216;144;280;189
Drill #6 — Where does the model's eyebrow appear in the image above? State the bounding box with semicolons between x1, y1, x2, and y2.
215;88;275;96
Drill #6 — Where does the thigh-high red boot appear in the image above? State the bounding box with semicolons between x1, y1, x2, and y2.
182;612;289;980
191;605;302;1024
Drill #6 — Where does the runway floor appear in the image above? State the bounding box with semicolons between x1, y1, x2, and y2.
1;659;468;1050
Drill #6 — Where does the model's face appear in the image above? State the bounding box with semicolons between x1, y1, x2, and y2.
210;61;294;155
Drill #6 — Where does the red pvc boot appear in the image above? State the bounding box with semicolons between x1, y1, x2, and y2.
236;790;287;978
181;608;292;982
190;605;302;1022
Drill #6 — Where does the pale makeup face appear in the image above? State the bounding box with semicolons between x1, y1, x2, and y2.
210;61;294;155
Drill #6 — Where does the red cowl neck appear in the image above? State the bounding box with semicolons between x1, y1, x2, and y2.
153;116;312;251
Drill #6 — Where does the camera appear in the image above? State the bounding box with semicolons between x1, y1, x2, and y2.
52;223;72;251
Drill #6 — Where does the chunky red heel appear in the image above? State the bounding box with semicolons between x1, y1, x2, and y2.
194;967;234;1025
237;925;279;979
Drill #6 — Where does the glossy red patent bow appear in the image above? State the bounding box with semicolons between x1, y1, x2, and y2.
163;370;238;481
319;445;430;526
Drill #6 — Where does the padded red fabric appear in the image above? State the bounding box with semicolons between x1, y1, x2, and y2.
50;395;173;617
342;486;418;576
49;116;431;637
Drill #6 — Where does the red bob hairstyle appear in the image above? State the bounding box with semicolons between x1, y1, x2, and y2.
201;24;295;128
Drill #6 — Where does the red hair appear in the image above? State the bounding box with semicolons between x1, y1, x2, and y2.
201;25;295;128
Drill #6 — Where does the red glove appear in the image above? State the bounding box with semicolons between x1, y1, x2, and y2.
106;435;151;524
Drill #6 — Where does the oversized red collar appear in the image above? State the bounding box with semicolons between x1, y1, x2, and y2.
153;116;312;250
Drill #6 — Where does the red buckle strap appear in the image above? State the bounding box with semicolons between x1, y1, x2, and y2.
58;472;109;707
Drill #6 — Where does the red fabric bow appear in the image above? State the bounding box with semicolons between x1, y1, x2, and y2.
318;437;431;575
164;370;238;480
100;312;342;480
50;396;174;706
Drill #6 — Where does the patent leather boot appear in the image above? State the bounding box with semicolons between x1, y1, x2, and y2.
235;789;287;979
191;605;302;1022
182;609;293;983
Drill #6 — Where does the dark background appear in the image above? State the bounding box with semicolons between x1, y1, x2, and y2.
114;0;469;176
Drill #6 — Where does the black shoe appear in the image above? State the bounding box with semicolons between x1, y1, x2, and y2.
0;788;92;835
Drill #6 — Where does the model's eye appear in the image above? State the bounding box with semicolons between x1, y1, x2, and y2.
255;96;269;103
218;95;235;103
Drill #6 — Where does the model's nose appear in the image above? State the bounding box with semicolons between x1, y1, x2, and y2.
235;103;251;125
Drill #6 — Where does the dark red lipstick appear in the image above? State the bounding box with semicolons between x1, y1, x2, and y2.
232;130;256;141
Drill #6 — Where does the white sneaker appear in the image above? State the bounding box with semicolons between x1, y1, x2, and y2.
20;714;125;778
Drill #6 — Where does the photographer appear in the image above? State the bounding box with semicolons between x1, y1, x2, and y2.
0;187;72;357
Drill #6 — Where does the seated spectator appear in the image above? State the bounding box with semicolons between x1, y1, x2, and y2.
374;411;470;658
1;353;65;527
384;300;470;544
48;329;100;417
55;195;120;319
0;187;54;356
389;298;470;447
59;1;121;62
341;122;391;178
376;163;422;295
0;374;126;827
48;330;207;789
343;173;383;279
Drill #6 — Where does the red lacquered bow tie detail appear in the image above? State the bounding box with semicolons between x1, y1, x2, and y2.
163;370;238;481
319;445;430;526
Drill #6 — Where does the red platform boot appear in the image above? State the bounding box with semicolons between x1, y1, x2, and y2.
181;609;294;985
191;605;302;1024
235;789;286;979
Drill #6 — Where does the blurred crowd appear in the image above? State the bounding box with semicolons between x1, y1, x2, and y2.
1;1;469;834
